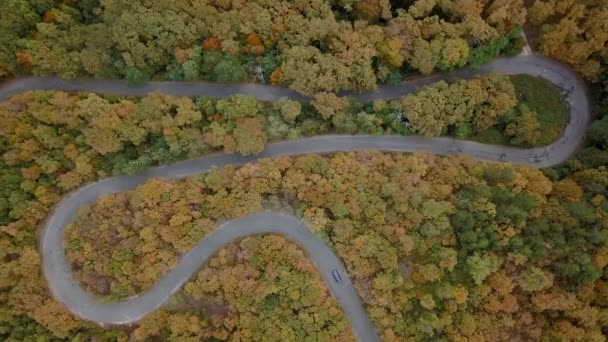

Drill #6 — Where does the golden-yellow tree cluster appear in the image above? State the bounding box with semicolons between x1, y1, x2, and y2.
3;0;526;93
529;0;608;81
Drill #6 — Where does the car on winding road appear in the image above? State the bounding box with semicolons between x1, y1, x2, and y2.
332;269;343;283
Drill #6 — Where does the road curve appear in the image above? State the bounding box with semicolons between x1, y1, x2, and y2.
0;55;590;168
45;211;379;341
30;54;590;342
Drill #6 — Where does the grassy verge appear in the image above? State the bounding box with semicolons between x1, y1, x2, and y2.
471;127;511;145
510;74;568;144
471;74;568;146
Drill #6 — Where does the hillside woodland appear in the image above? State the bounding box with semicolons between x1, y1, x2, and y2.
0;72;562;204
1;0;608;340
1;0;526;93
1;0;605;99
132;234;355;341
65;151;608;341
0;78;589;342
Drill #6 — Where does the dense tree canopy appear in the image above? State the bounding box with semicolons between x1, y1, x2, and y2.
1;0;524;93
64;151;608;341
391;74;517;136
1;0;607;340
0;82;590;340
0;73;558;211
0;83;559;339
122;234;354;341
179;235;354;341
529;0;608;81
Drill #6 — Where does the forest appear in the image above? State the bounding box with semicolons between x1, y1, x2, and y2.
134;234;355;341
2;0;526;94
0;0;607;341
65;151;608;340
2;0;606;97
0;72;564;236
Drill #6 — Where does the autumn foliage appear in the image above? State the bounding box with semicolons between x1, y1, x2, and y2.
2;0;526;93
202;36;221;51
270;68;282;85
15;50;32;70
179;235;354;340
246;32;262;46
64;151;608;341
0;0;606;340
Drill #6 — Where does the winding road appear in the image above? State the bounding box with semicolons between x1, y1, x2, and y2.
2;54;587;341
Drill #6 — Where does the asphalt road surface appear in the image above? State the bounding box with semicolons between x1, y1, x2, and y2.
9;54;588;341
